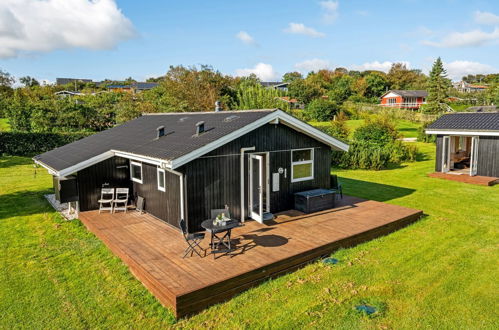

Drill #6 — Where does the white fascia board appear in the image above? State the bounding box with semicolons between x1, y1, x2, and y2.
33;158;59;176
112;150;169;167
170;110;349;169
58;151;115;177
425;129;499;136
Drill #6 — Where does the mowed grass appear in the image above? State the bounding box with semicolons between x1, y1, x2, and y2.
311;119;420;138
1;144;498;328
0;118;10;132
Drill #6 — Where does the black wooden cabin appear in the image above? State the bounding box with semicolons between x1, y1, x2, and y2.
426;112;499;178
35;109;348;232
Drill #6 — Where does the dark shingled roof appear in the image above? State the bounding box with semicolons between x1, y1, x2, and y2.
427;112;499;131
34;110;276;172
389;90;428;97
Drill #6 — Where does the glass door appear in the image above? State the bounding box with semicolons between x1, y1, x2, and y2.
470;136;479;176
249;154;263;223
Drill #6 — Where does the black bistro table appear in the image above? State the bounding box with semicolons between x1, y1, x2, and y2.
201;219;240;255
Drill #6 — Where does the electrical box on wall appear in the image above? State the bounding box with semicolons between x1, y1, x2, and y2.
272;173;280;192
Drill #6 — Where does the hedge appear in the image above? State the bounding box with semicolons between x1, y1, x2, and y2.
0;132;92;156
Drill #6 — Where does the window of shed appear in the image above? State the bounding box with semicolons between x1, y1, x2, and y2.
130;161;143;183
291;149;314;182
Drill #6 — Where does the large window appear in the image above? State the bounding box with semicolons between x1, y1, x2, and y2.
157;168;166;192
291;148;314;182
130;161;143;183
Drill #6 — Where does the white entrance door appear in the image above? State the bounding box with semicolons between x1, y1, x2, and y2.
442;136;451;173
249;154;263;223
470;136;479;176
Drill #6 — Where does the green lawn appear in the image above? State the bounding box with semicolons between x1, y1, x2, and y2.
1;144;498;328
0;118;10;132
311;119;421;138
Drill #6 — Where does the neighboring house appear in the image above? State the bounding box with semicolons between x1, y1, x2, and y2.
453;81;488;93
34;109;348;232
107;82;159;93
54;90;85;98
261;81;289;91
425;112;499;178
275;96;303;109
380;90;428;109
56;78;93;85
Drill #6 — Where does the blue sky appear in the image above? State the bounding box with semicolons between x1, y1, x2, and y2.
1;0;498;83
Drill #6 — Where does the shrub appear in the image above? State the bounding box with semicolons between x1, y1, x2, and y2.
305;98;339;121
332;115;418;170
417;121;436;143
353;115;400;144
316;120;350;141
0;132;92;156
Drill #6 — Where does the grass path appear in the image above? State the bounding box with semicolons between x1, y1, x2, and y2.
1;144;498;329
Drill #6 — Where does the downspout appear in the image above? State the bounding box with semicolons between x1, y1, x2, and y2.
240;147;255;223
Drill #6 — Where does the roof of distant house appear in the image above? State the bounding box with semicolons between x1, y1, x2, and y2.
382;90;428;98
34;109;348;175
465;105;498;112
426;112;499;132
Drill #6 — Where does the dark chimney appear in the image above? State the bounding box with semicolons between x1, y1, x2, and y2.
215;100;222;112
195;121;205;135
156;126;165;139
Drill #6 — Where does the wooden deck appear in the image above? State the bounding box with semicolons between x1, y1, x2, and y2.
78;196;422;318
428;172;499;186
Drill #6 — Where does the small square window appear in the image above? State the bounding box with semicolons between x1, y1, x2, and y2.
130;161;143;183
157;168;166;192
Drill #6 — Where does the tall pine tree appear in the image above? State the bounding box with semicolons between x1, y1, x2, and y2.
425;57;451;113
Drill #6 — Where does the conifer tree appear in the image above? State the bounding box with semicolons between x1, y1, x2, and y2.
425;57;451;113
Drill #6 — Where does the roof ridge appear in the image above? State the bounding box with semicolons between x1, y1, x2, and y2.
142;109;278;116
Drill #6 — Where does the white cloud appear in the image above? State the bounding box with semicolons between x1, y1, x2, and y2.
236;31;257;46
235;63;279;81
284;23;325;38
0;0;135;59
422;28;499;48
350;61;411;73
294;58;332;72
319;1;339;24
444;60;496;80
474;10;499;25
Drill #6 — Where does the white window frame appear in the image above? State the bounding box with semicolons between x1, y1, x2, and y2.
130;161;143;184
157;167;166;192
291;148;314;183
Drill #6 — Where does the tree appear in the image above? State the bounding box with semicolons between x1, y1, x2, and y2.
425;57;451;113
236;85;288;110
19;76;40;87
6;90;32;131
305;98;339;121
282;72;303;83
363;72;389;98
387;63;427;90
0;69;15;88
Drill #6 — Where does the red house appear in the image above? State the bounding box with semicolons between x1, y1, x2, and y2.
380;90;428;109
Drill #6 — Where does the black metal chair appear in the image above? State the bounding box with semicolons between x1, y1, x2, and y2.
330;174;343;199
179;219;205;258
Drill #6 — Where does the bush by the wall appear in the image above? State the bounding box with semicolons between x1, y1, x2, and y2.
304;98;339;121
0;132;92;156
417;122;437;143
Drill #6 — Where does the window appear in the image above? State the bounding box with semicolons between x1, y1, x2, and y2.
130;161;143;183
388;98;397;105
157;168;166;192
291;148;314;182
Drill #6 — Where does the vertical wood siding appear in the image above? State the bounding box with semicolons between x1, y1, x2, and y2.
133;162;180;228
477;136;499;177
77;156;132;211
180;123;332;232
